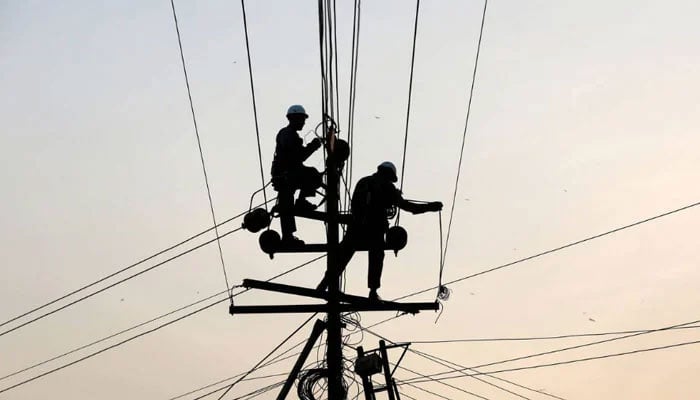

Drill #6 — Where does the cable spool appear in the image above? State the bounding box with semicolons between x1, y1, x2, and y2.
242;208;271;233
385;226;408;255
258;230;281;258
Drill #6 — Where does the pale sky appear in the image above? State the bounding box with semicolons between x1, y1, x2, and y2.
2;1;700;399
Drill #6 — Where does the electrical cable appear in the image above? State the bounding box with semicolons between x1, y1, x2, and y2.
396;0;421;226
344;0;362;211
395;199;700;301
213;314;318;400
393;362;491;400
239;0;269;213
0;226;243;339
0;296;227;395
0;256;325;395
354;322;547;400
0;199;271;332
170;0;233;301
401;317;700;384
411;348;565;400
440;0;488;294
403;324;700;344
397;379;457;400
401;337;700;385
0;290;226;382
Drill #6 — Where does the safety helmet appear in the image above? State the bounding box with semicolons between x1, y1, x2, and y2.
286;104;308;118
377;161;398;182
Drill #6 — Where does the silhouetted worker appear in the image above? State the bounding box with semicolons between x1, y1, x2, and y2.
271;105;323;244
320;161;442;300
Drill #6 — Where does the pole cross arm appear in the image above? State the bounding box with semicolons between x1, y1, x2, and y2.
229;301;438;315
237;279;438;314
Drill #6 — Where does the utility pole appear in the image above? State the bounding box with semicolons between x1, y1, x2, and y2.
325;125;344;399
236;124;437;400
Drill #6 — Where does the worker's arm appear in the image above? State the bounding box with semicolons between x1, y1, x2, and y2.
397;197;443;214
300;138;322;161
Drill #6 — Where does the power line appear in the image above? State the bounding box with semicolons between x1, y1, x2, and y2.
0;290;226;382
401;337;700;385
397;379;457;400
4;255;324;386
396;0;421;226
0;201;270;331
0;226;243;338
441;0;488;274
402;324;700;344
401;317;700;384
239;0;269;212
0;296;227;395
0;256;325;395
396;199;700;301
170;0;232;300
411;348;565;400
360;326;545;400
393;362;491;400
208;315;318;400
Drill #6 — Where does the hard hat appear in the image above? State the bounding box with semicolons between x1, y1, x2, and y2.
377;161;398;182
286;104;308;118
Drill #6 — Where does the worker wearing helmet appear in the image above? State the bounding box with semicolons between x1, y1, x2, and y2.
271;104;323;244
320;161;442;300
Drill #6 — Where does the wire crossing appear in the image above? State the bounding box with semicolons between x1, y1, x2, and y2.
170;0;232;301
0;256;325;395
0;226;243;338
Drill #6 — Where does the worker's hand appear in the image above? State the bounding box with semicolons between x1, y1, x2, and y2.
427;201;443;212
309;137;322;150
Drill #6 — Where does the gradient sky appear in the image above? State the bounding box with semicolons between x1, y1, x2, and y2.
2;1;700;399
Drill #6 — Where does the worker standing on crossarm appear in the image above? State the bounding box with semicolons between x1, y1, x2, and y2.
270;105;323;245
320;161;442;300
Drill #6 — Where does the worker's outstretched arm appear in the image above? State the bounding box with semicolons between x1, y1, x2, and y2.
398;198;442;214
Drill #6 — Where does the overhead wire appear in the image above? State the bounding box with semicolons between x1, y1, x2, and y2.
397;379;457;400
170;0;233;301
401;337;700;385
440;0;488;292
395;199;700;301
392;362;492;400
0;198;271;333
355;322;549;400
403;324;700;344
411;348;566;400
0;296;227;395
0;256;325;395
344;0;362;210
212;314;318;400
401;317;700;384
396;0;421;226
239;0;269;212
0;226;244;338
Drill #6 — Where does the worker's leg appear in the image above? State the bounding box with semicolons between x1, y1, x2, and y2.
276;186;297;239
317;227;357;291
367;229;386;292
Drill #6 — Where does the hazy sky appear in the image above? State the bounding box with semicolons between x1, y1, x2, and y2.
2;1;700;399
